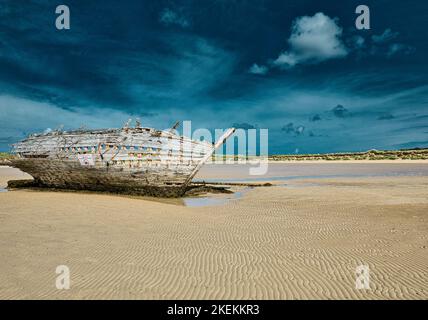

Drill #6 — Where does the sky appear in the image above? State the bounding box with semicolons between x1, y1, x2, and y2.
0;0;427;154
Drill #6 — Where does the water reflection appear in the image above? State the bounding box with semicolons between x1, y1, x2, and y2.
184;187;250;207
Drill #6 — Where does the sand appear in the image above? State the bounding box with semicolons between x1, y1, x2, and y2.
0;164;427;299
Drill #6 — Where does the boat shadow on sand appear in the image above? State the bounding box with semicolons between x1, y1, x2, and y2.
6;179;272;207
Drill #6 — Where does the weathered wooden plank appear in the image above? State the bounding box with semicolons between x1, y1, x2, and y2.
11;126;234;197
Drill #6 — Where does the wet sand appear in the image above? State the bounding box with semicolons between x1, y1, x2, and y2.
0;164;427;299
196;161;428;182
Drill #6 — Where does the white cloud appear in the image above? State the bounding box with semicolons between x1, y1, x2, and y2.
350;28;414;59
0;95;164;151
0;95;131;135
248;63;268;75
350;35;365;49
159;8;190;28
273;12;348;68
387;43;415;57
372;29;399;44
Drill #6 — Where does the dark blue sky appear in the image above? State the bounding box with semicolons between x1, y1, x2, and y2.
0;0;427;153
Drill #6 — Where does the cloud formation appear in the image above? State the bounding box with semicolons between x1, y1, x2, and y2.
356;28;415;58
387;43;415;57
273;12;348;68
159;8;190;28
232;122;258;130
310;114;322;122
372;29;399;44
331;105;350;118
281;123;305;136
248;64;268;75
0;2;426;153
377;113;395;120
351;35;366;49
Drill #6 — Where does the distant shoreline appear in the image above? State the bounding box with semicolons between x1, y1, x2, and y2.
2;160;428;168
1;148;428;165
267;159;428;164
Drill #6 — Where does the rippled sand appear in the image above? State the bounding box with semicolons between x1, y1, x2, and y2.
0;165;427;299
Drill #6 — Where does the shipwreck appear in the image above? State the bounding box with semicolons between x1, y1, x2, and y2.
10;121;235;197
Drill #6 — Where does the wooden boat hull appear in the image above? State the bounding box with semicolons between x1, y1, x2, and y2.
10;158;190;197
10;127;235;197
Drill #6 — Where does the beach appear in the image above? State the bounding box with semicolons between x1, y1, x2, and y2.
0;163;427;299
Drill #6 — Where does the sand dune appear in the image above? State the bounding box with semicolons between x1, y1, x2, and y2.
0;166;427;299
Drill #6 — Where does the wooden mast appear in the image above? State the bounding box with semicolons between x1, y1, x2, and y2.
181;128;235;191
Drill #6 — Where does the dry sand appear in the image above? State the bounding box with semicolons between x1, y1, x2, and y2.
0;165;427;299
